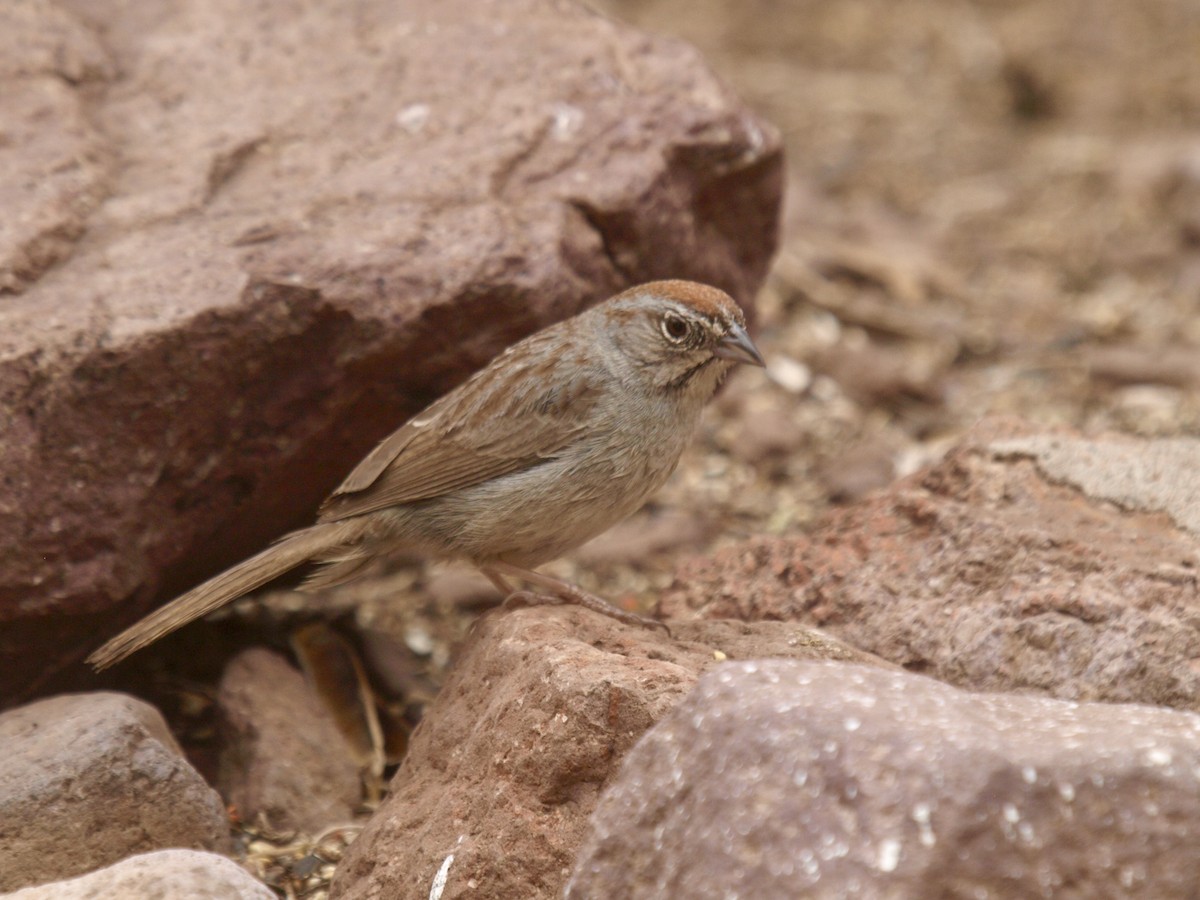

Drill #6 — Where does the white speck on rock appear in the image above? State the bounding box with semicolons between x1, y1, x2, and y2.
397;103;431;134
1146;747;1173;767
800;848;819;877
912;802;936;847
551;103;583;140
877;838;901;872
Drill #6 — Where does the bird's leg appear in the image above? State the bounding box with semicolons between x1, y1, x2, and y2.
480;562;670;635
482;568;516;596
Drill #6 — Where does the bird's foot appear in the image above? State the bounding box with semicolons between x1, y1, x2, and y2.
502;587;671;636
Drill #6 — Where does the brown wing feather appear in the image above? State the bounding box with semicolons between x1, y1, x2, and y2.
327;389;461;497
319;338;602;522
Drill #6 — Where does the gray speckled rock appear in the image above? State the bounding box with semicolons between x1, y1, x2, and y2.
990;433;1200;536
568;660;1200;899
0;693;229;892
0;850;273;900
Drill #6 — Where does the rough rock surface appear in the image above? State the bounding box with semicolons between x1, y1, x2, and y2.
0;0;782;703
662;418;1200;710
0;693;229;892
217;648;362;833
1;850;274;900
329;607;880;900
567;660;1200;899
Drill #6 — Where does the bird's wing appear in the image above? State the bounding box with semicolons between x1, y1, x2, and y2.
318;341;603;521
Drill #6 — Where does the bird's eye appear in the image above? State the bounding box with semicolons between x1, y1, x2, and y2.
661;314;690;343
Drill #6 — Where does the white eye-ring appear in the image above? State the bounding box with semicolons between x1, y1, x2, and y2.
661;313;690;343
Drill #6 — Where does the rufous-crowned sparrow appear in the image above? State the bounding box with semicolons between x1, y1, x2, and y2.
88;280;763;669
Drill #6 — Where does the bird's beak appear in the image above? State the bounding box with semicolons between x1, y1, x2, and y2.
714;324;766;367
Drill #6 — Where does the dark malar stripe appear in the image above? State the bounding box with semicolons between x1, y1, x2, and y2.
667;357;716;392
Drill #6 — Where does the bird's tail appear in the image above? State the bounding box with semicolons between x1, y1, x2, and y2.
87;519;366;671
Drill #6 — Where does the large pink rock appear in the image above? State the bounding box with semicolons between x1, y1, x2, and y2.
0;0;782;702
568;660;1200;899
